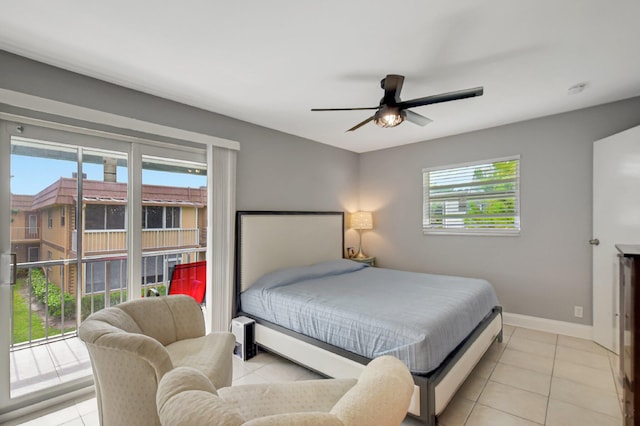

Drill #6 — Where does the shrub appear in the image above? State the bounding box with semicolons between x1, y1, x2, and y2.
81;291;128;320
28;269;76;319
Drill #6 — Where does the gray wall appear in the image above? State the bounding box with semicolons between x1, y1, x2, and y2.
359;96;640;324
4;50;640;324
0;50;359;214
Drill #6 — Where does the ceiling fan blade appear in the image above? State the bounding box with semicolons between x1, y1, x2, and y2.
346;115;375;132
405;110;433;127
311;106;379;111
381;74;404;104
398;86;483;109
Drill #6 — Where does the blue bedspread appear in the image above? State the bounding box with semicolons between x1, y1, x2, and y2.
240;259;499;374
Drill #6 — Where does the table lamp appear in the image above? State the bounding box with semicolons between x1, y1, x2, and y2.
350;211;373;259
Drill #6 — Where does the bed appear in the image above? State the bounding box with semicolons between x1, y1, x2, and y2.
234;211;502;425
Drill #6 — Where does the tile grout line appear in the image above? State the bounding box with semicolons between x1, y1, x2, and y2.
477;328;552;425
471;330;548;425
542;334;559;426
462;328;552;426
460;333;508;426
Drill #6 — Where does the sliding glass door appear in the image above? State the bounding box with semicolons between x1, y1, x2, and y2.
0;119;212;415
0;121;130;407
140;155;207;298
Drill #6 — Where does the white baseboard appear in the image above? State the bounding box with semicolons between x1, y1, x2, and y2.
503;312;593;340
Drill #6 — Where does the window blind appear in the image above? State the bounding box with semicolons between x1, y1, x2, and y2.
423;156;520;235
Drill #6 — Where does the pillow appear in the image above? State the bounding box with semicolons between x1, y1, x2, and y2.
249;259;368;292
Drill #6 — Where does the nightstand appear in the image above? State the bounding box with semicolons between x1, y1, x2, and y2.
349;256;375;267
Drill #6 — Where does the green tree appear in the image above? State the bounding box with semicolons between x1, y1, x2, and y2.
465;160;518;229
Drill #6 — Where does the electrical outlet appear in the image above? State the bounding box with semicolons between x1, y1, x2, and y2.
574;306;583;318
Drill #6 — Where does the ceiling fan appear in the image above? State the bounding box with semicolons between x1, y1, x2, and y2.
311;74;483;132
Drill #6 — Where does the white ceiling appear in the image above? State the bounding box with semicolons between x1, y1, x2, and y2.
1;0;639;153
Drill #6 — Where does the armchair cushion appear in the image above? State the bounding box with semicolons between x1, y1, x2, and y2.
166;332;234;389
116;295;205;345
217;378;356;419
243;413;343;426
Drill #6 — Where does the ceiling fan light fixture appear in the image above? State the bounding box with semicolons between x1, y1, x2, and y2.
374;108;405;128
311;74;484;132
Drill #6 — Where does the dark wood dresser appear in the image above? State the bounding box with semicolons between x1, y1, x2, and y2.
618;244;640;425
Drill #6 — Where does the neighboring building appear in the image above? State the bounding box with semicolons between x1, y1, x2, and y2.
10;194;40;264
10;177;207;297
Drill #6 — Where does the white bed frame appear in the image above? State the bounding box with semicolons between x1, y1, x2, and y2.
234;211;502;425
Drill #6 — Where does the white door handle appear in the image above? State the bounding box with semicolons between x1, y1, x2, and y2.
1;253;17;286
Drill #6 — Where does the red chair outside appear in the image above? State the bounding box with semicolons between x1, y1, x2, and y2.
168;260;206;304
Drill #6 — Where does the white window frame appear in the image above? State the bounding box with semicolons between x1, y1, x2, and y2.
422;155;521;236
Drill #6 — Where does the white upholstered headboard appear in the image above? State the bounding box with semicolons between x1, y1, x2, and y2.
235;211;344;293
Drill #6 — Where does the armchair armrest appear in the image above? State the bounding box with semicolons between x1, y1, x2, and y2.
330;356;413;426
157;366;243;426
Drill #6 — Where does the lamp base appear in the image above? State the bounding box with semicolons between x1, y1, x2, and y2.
353;229;367;259
354;251;368;259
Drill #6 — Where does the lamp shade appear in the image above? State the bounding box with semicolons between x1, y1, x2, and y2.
350;211;373;230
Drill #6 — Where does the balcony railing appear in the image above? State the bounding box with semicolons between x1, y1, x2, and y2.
10;247;205;351
9;248;204;399
72;228;200;252
10;226;40;241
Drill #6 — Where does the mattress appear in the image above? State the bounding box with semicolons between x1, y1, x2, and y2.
240;259;499;374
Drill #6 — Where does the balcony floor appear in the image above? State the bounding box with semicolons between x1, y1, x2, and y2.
10;336;92;398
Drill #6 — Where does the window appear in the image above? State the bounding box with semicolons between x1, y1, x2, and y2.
106;205;125;229
28;214;37;235
84;259;128;294
47;210;53;229
143;255;164;284
60;207;65;226
143;206;163;229
28;247;39;262
142;206;181;229
85;204;125;230
423;156;520;235
165;207;181;229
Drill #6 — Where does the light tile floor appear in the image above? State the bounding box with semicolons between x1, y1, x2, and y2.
7;325;623;426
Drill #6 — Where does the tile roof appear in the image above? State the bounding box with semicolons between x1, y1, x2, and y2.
10;194;35;211
19;178;206;210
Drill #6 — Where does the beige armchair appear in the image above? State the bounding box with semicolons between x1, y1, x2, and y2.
156;355;414;426
79;295;235;426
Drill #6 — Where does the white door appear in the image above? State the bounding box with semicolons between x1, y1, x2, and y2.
592;125;640;353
